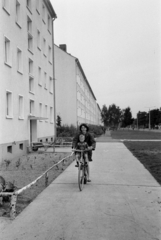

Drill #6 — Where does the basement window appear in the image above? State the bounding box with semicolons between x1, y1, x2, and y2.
7;146;12;153
19;143;23;150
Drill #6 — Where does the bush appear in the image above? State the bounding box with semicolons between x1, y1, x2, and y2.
88;124;104;137
57;124;104;138
57;124;78;137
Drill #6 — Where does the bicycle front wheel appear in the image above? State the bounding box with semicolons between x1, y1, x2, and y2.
78;164;84;191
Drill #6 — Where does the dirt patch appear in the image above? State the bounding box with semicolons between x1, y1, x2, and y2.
0;151;74;218
124;141;161;185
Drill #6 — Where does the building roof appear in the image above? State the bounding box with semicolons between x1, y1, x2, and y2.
54;44;97;101
97;103;101;112
75;58;97;101
44;0;57;19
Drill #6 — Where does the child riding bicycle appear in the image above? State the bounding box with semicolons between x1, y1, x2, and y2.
74;134;89;167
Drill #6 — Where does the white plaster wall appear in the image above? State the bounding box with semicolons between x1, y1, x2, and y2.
54;45;77;126
0;0;55;146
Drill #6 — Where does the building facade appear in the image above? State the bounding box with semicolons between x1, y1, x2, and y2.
0;0;57;162
54;44;101;127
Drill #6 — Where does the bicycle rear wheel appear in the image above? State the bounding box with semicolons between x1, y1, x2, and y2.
78;164;84;191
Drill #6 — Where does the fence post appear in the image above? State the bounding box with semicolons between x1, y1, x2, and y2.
45;172;48;187
10;193;17;219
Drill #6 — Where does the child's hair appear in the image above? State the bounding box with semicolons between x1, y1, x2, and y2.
79;134;85;142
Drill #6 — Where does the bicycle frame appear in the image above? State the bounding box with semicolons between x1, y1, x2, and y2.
72;149;91;191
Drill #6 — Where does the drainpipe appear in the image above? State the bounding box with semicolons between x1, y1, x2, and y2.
52;17;57;140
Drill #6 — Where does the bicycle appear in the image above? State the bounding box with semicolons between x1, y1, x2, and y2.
72;149;91;191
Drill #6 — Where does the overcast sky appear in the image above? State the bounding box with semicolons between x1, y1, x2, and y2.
51;0;161;118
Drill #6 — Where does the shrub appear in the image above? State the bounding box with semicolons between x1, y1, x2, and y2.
57;124;104;138
57;124;78;137
88;124;104;137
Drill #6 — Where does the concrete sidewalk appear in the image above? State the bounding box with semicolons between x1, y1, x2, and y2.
0;142;161;240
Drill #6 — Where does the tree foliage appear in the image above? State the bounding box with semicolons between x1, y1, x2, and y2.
101;104;122;127
121;107;133;127
56;115;62;127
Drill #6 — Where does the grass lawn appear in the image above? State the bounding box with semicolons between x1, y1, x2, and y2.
111;129;161;139
111;130;161;185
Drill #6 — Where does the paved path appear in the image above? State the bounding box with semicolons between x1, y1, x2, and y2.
0;141;161;240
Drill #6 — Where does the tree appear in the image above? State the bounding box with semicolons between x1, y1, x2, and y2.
101;105;108;126
137;111;148;128
56;115;62;127
101;104;122;128
121;107;133;127
150;109;161;128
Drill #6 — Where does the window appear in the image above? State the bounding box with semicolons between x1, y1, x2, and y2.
19;143;23;150
29;58;33;75
27;16;32;34
29;76;34;93
48;14;51;33
45;105;48;121
26;0;31;12
7;146;12;153
16;0;21;26
3;0;10;14
49;77;53;93
37;30;41;50
6;91;13;118
48;46;52;63
42;4;46;23
4;37;11;66
36;0;40;14
39;103;42;119
29;99;34;115
38;67;42;85
18;95;24;119
28;33;33;53
50;107;53;123
77;91;80;101
44;72;47;89
43;38;46;56
17;48;23;73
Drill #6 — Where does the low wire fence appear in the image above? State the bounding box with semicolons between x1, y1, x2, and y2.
0;152;74;219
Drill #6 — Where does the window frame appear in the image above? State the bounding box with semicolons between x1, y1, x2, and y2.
38;66;42;86
42;4;46;24
39;102;43;121
15;0;21;28
28;33;33;53
49;77;53;93
18;95;24;119
3;0;10;15
17;47;23;74
27;15;32;34
45;105;48;122
37;29;41;50
26;0;32;13
36;0;40;14
50;107;53;123
29;76;34;94
48;45;52;64
28;58;33;76
29;99;34;116
4;36;12;67
44;72;47;89
6;90;13;118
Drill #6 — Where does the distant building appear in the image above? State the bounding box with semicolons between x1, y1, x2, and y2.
0;0;57;162
54;44;101;127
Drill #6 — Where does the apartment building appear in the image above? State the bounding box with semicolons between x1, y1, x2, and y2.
0;0;57;162
54;44;101;127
